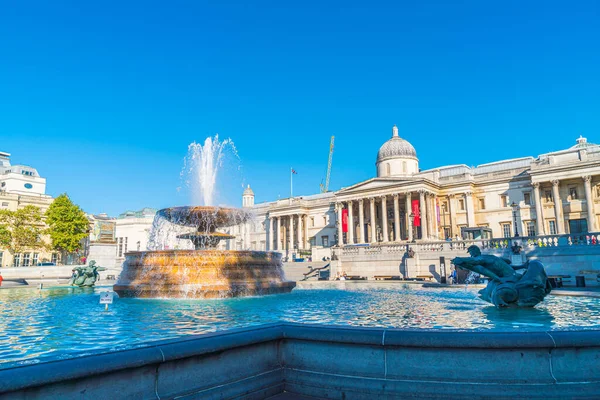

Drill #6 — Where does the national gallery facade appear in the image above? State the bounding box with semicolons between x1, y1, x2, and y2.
229;127;600;256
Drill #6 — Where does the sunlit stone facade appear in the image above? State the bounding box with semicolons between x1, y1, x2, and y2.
235;128;600;258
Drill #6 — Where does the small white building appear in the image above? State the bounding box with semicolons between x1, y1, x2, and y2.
0;151;47;195
115;208;157;265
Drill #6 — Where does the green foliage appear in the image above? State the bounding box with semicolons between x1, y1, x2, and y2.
45;194;90;254
0;206;46;254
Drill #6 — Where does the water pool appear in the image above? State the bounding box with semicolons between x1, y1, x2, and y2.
1;283;600;369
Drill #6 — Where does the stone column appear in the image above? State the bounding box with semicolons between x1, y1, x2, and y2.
288;216;294;250
369;197;377;243
419;190;428;240
358;199;365;243
337;203;344;246
268;217;274;250
296;214;302;250
552;180;566;234
275;217;281;250
393;194;401;242
430;194;439;240
381;196;389;242
448;194;456;237
406;192;413;241
532;183;545;235
303;214;309;249
465;192;475;227
347;201;354;244
583;176;597;232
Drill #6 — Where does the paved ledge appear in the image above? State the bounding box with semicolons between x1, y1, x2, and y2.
1;323;600;399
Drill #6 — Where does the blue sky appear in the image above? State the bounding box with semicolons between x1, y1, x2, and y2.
1;1;599;215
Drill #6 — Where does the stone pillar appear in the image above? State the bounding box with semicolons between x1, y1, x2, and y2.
552;180;566;234
465;192;475;227
583;176;597;232
275;217;281;250
347;201;354;244
303;214;309;249
419;190;428;240
369;197;377;243
296;214;302;250
268;217;274;251
532;183;545;236
393;194;401;242
288;216;294;250
430;194;439;240
406;192;413;241
381;196;389;242
337;203;344;246
358;199;365;243
448;194;456;237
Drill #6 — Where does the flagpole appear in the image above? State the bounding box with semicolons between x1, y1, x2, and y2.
290;167;293;198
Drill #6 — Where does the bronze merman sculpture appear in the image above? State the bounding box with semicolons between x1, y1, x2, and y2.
452;245;552;308
70;260;106;287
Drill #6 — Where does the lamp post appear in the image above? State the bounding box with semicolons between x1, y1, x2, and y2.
511;201;520;237
409;213;417;242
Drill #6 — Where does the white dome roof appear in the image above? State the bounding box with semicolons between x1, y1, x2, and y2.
377;125;417;163
243;185;254;196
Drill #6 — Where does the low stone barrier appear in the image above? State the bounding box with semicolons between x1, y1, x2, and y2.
1;323;599;399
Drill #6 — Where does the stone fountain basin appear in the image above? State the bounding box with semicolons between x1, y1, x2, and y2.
157;206;250;230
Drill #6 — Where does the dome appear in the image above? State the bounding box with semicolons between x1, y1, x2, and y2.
243;185;254;196
376;125;417;163
570;136;598;150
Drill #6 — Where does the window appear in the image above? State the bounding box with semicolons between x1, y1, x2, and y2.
321;236;329;247
13;253;21;267
310;217;315;227
1;202;8;207
478;198;485;210
51;253;58;264
23;253;31;267
569;187;578;200
548;220;557;235
137;241;141;251
596;185;600;198
117;237;124;257
458;199;465;211
523;193;531;205
0;252;3;267
33;253;39;266
323;216;327;226
544;190;552;202
501;223;511;238
526;221;535;237
500;195;508;208
124;237;128;254
309;237;316;247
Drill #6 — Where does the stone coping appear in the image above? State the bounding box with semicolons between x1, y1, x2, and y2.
1;322;599;394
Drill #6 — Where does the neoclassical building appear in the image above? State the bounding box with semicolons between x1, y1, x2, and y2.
230;127;600;257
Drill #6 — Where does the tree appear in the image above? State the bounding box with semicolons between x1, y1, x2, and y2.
0;206;46;255
45;194;90;263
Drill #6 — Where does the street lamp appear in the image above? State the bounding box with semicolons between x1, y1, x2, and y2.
511;201;520;237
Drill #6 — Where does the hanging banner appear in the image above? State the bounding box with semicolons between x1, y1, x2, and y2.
342;209;348;233
412;199;421;227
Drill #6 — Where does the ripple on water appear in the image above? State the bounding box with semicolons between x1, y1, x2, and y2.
1;285;600;369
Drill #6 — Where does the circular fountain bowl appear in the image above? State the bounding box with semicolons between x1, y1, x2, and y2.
157;206;250;231
113;250;296;299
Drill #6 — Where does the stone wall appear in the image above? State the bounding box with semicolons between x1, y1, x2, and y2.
1;323;600;399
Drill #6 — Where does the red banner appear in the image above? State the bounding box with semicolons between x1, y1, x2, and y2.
412;199;421;227
342;208;348;233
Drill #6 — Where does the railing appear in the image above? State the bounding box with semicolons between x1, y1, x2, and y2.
338;232;600;257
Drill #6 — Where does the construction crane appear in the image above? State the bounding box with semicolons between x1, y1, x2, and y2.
320;136;335;193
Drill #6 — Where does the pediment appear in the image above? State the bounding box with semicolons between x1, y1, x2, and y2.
336;177;418;195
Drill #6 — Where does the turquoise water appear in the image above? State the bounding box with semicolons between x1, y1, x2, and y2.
1;283;600;369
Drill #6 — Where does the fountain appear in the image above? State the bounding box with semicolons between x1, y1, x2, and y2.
113;136;295;299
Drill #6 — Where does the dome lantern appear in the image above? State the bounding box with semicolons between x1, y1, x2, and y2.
376;125;419;177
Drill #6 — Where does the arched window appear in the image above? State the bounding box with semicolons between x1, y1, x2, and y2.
386;164;391;176
402;161;407;173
